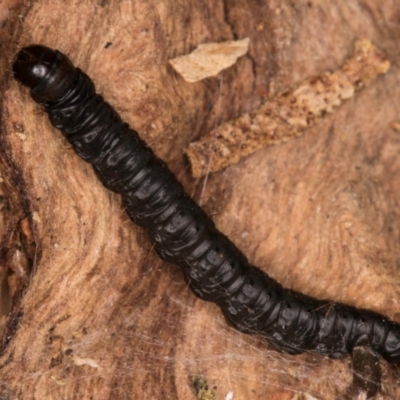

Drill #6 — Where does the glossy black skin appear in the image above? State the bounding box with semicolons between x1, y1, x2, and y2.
13;45;400;363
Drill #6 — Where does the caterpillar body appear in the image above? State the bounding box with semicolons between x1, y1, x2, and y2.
12;45;400;364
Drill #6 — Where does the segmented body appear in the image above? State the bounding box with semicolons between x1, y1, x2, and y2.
12;45;400;363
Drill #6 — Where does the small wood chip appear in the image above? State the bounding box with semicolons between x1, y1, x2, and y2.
168;38;250;83
191;376;217;400
185;39;390;177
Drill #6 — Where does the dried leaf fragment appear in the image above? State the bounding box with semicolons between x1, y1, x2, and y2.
169;38;250;83
186;39;390;177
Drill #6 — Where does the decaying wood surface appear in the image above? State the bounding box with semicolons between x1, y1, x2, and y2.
185;40;391;177
1;1;400;399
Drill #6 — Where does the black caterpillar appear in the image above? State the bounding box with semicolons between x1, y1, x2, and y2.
12;45;400;364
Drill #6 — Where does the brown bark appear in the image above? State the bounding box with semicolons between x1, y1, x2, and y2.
1;1;400;399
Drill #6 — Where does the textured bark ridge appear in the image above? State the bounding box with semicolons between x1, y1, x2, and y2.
1;1;400;399
186;40;390;177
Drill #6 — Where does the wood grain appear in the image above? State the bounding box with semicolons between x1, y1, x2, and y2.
1;1;400;399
